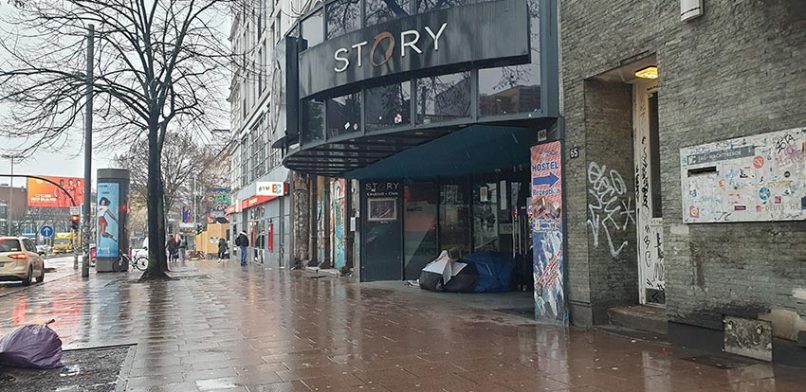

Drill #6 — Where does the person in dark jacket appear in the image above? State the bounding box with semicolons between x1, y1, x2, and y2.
217;238;228;261
235;231;249;266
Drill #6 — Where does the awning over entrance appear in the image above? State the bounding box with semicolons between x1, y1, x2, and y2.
283;120;552;178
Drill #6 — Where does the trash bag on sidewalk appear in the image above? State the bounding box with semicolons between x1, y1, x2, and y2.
419;251;478;292
0;319;63;369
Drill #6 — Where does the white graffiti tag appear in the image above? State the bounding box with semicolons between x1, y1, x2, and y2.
587;162;635;258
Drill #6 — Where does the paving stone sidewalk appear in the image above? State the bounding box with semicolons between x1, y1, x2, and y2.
0;260;803;392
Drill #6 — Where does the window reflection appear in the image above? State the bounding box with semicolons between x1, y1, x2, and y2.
327;92;362;139
416;0;492;13
366;81;411;131
301;10;324;48
479;0;541;116
366;0;410;27
416;72;471;124
327;0;360;39
302;98;325;145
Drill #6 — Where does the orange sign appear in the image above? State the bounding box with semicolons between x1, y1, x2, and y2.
27;176;85;208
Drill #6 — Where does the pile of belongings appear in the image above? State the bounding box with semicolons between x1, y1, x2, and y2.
0;319;63;369
419;250;516;293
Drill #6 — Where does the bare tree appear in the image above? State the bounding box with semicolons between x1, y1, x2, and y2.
114;131;216;222
0;0;246;279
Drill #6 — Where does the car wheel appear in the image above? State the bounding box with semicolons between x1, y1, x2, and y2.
36;270;45;283
22;266;32;286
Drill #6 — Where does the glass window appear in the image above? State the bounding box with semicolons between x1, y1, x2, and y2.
365;81;411;131
472;181;498;252
439;182;470;255
366;0;410;27
301;10;324;48
403;182;438;280
416;0;487;13
478;0;541;116
327;0;361;39
0;239;22;252
301;98;325;145
326;92;361;139
416;72;471;124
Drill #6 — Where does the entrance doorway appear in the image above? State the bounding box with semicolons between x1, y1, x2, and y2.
633;79;665;306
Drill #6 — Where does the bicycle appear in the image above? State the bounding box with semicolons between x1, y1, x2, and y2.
112;253;148;272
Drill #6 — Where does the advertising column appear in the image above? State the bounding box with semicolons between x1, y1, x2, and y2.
530;142;568;325
96;169;129;272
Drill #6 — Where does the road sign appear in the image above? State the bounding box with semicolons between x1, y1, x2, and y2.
70;206;80;215
40;226;54;238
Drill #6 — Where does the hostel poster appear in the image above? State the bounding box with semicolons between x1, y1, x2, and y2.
530;141;568;325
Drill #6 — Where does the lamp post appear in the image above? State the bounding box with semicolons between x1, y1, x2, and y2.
1;153;24;235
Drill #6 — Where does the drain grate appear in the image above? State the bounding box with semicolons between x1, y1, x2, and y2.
680;354;759;369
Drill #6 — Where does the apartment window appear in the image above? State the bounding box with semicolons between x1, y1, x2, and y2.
240;139;249;187
258;47;265;94
251;119;267;180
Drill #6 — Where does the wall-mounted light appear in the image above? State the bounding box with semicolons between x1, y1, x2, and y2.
635;66;659;80
681;0;703;21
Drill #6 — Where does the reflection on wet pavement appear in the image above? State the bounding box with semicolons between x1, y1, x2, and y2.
0;260;803;392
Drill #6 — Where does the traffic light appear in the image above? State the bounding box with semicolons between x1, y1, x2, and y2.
70;214;80;231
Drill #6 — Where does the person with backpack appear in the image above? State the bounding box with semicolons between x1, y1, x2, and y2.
235;231;249;266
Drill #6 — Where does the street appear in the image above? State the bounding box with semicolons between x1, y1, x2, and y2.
0;255;79;298
0;260;803;392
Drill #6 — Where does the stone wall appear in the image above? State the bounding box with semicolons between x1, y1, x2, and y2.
561;0;806;347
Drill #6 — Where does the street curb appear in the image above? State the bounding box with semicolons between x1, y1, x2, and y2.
304;266;341;277
0;269;79;298
115;344;138;392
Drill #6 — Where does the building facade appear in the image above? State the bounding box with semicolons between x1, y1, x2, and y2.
230;0;806;365
561;0;806;364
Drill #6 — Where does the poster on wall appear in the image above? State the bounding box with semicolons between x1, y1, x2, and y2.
331;179;346;269
207;188;231;224
530;141;568;325
680;127;806;223
96;182;120;258
27;176;85;208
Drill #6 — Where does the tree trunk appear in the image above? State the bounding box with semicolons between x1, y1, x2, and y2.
140;123;171;280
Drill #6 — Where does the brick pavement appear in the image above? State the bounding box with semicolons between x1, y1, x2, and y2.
0;260;803;392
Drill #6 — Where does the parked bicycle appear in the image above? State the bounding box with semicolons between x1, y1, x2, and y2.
112;253;147;272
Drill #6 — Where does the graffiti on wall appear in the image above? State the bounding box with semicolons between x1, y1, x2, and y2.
680;127;806;223
531;142;568;325
586;162;635;258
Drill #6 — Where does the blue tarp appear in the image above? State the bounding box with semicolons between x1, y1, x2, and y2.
462;251;515;293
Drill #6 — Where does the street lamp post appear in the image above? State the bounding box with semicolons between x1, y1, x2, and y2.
1;153;24;236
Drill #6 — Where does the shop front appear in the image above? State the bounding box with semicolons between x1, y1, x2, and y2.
278;0;560;296
235;174;292;267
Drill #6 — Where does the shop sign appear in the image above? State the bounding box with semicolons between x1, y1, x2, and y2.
241;195;278;210
299;0;529;97
256;182;288;196
225;205;236;215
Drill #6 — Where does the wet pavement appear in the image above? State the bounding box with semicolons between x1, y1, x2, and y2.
0;259;804;392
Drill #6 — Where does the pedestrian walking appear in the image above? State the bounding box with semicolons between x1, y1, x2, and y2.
235;231;249;266
178;235;188;262
167;235;179;263
217;237;229;261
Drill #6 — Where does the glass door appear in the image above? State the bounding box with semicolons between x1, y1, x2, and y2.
472;180;499;252
403;182;438;280
439;181;471;256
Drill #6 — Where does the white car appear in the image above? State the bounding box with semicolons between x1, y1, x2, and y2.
0;236;46;285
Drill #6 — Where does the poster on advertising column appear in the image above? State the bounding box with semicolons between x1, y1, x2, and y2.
530;141;568;325
96;182;120;258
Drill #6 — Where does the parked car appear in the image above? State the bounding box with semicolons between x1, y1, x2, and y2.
0;236;46;285
35;244;50;255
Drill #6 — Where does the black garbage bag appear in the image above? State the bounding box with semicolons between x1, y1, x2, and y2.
0;320;63;369
419;251;478;292
443;261;478;293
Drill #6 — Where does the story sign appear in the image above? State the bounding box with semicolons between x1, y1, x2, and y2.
298;0;529;97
